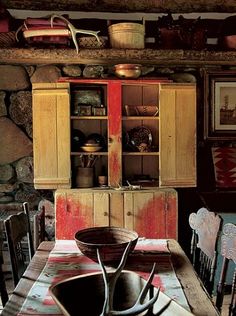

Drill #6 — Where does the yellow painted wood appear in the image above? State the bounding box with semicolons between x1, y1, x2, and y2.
32;83;71;189
160;84;196;187
94;193;109;226
124;193;134;231
109;193;124;227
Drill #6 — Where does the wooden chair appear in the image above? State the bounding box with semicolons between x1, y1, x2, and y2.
0;223;8;306
33;205;46;250
216;223;236;315
189;207;222;295
4;209;35;287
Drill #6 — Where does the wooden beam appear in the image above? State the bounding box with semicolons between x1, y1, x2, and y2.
2;0;236;13
1;48;236;66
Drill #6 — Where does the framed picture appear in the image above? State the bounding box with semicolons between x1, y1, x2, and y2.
78;105;92;116
204;70;236;140
92;106;106;116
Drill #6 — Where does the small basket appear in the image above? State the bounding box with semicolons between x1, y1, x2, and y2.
78;36;108;48
108;22;145;49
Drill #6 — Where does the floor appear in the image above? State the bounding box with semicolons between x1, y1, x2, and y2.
0;273;232;315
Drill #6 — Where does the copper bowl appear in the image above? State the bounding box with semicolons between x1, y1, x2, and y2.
114;64;142;79
74;226;138;263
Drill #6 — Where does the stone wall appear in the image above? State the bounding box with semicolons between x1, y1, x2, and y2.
0;64;59;239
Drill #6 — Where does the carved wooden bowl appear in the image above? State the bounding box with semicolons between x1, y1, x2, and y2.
74;226;138;263
50;271;193;316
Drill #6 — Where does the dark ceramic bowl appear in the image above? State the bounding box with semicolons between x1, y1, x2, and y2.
74;226;138;263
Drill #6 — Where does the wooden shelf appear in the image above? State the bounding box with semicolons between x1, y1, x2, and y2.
71;151;108;156
122;116;159;120
123;152;159;156
2;48;236;66
71;116;108;120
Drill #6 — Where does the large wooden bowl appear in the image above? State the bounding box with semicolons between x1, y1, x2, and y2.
74;226;138;263
50;271;193;316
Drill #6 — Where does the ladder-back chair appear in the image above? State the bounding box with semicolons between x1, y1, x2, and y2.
189;207;222;296
0;223;8;306
4;209;35;287
33;205;46;250
216;223;236;316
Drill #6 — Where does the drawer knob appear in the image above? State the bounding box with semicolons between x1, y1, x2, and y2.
127;211;132;216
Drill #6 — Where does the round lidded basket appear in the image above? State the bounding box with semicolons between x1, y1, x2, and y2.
74;226;138;263
108;22;145;49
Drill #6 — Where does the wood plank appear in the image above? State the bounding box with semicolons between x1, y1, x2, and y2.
168;239;219;316
124;193;134;231
55;191;94;239
3;48;236;66
160;84;196;187
108;81;122;187
94;193;109;226
3;0;236;13
109;193;124;226
32;83;71;189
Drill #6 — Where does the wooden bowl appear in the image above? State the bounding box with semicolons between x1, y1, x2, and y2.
114;64;142;79
50;271;192;316
81;146;102;152
74;226;138;263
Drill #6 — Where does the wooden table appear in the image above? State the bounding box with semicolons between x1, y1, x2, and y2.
1;240;219;316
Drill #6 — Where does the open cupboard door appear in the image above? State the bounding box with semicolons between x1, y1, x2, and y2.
159;84;196;187
32;83;71;189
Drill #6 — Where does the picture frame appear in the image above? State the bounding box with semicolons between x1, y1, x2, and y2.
92;106;106;116
78;105;92;116
204;70;236;140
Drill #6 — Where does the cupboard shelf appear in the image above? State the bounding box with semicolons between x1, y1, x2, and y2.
71;152;108;156
122;116;159;120
123;152;159;156
71;116;108;120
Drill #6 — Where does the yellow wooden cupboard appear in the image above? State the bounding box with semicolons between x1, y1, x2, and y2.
32;80;196;189
32;79;196;239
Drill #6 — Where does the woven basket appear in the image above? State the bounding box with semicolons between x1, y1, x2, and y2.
74;226;138;263
78;36;108;48
0;31;17;48
108;22;145;49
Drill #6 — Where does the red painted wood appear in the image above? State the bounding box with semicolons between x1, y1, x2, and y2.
135;192;166;239
108;81;122;187
55;193;93;240
165;191;178;239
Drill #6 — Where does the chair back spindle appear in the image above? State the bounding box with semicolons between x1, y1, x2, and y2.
216;223;236;316
189;207;222;296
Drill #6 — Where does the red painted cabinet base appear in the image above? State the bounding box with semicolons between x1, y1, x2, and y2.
55;188;177;240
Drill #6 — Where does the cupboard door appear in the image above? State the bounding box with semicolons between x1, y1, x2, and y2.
55;190;110;239
94;193;109;226
32;83;71;189
124;189;177;238
160;84;196;187
55;190;94;239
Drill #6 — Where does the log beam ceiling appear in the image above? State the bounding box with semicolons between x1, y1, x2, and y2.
2;0;236;13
